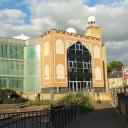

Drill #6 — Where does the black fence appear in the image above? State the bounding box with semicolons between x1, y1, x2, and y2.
0;107;79;128
111;86;128;117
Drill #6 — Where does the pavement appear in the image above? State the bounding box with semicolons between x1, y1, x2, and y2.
70;101;122;128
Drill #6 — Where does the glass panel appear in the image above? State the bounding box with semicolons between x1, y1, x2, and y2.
0;60;3;75
3;44;7;58
3;60;8;75
0;44;2;57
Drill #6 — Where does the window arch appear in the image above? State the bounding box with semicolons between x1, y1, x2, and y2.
56;64;64;79
44;41;49;56
94;45;100;58
44;65;49;80
56;39;64;54
95;67;101;80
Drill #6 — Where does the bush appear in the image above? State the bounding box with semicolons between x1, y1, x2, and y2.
0;89;28;104
53;92;94;114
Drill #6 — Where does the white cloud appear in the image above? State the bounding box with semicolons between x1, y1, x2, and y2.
0;9;26;19
0;0;128;63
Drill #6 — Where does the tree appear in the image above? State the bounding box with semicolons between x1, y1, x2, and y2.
107;65;112;72
107;61;123;72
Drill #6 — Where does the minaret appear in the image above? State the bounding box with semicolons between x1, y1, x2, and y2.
85;16;102;39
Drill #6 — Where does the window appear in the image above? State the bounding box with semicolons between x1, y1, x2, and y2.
83;62;87;69
45;65;49;80
0;60;3;75
95;67;101;80
11;62;15;69
2;44;7;58
56;64;64;79
56;39;64;54
69;61;76;68
0;44;2;57
44;41;49;56
94;45;100;58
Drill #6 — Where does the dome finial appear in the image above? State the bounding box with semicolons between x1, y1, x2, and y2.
88;16;96;26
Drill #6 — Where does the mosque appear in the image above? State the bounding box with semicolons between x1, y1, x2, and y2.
0;16;108;94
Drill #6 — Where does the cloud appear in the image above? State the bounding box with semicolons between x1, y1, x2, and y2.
23;0;128;42
0;9;26;19
106;40;128;64
0;0;128;64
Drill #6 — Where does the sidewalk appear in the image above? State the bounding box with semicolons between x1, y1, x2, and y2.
70;101;122;128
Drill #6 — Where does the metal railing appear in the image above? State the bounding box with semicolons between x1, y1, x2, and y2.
0;107;79;128
111;86;128;117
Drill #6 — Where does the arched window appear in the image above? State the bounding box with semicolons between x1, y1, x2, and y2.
56;39;64;54
56;64;64;79
94;45;100;58
44;41;49;56
95;67;101;80
44;65;49;80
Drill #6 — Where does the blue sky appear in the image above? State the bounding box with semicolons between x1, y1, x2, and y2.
0;0;128;64
0;0;31;24
85;0;124;6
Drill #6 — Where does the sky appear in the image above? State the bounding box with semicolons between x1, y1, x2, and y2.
0;0;128;64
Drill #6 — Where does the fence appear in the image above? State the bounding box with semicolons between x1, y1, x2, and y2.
0;107;79;128
111;86;128;117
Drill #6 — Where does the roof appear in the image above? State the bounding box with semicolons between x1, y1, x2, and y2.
108;71;123;78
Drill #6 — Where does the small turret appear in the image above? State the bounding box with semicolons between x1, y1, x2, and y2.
88;16;96;26
85;16;102;39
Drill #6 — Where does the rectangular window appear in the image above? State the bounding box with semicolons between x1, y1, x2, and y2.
3;60;8;75
0;60;3;75
0;44;2;57
3;44;8;58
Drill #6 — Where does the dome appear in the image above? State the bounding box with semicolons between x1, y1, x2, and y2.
66;28;77;34
14;33;30;40
88;16;96;22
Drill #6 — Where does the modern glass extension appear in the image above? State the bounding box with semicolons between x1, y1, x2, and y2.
0;37;40;94
0;37;25;92
67;41;92;92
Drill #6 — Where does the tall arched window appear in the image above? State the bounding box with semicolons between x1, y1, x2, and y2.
44;41;49;56
94;45;100;58
44;65;49;80
67;41;92;92
56;39;64;54
56;64;64;79
95;67;101;80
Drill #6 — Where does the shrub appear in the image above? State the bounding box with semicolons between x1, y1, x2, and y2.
0;89;28;104
52;92;94;114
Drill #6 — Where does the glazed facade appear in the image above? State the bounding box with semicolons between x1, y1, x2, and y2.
0;37;40;94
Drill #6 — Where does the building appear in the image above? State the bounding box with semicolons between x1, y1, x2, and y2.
0;35;40;94
108;71;123;89
40;16;108;93
108;69;128;89
0;16;108;94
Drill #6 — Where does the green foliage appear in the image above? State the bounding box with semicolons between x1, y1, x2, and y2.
107;65;112;72
53;93;94;114
0;89;28;104
107;61;123;72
